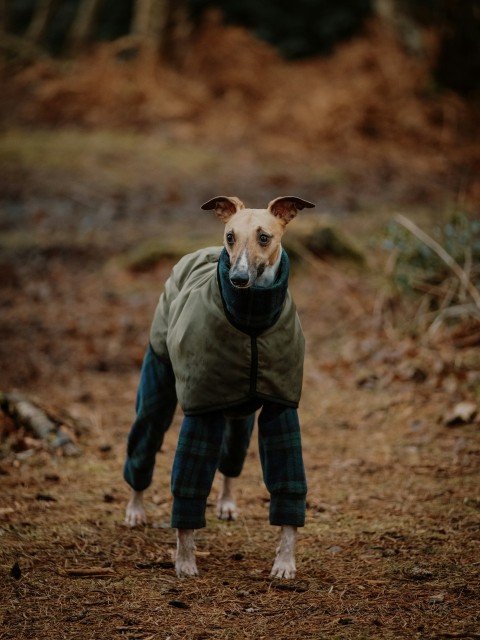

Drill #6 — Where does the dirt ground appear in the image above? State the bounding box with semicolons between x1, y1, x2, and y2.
0;147;479;639
1;18;480;640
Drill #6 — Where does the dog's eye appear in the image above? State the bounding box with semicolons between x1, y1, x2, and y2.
226;232;235;245
258;233;270;246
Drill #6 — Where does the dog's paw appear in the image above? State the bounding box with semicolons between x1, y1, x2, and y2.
217;498;238;521
125;497;147;528
270;558;296;580
175;558;199;578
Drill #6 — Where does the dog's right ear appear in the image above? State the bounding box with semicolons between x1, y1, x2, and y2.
201;196;245;222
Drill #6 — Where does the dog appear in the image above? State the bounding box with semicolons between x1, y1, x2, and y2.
124;196;314;578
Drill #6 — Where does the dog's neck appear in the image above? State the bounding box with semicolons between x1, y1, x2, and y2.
254;245;283;288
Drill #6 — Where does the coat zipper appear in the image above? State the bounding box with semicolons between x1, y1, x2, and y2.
250;335;258;395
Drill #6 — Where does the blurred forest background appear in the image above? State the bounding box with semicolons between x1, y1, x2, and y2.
0;0;479;213
2;0;480;89
1;4;480;639
1;0;480;297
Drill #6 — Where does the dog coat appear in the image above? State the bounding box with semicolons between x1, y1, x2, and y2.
149;247;305;416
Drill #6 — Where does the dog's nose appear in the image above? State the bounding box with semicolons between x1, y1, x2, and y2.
230;271;250;288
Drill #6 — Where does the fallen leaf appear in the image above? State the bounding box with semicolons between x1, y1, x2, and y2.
44;473;60;482
10;562;21;580
404;566;433;580
445;402;478;426
36;493;57;502
168;600;190;610
429;593;445;604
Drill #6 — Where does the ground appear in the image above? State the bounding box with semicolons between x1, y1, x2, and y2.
0;137;479;640
0;19;480;640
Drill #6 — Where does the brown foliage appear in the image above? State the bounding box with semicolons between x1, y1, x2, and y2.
1;19;479;186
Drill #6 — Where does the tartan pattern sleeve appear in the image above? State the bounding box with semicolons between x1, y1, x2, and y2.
123;345;177;492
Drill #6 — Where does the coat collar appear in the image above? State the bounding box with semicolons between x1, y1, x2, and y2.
217;247;289;334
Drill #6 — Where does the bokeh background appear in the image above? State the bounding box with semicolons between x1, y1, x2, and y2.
1;0;479;213
1;3;480;639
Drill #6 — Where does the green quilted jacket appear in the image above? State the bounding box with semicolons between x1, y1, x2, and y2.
149;247;305;415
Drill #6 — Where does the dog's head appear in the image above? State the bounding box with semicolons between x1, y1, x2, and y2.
201;196;315;288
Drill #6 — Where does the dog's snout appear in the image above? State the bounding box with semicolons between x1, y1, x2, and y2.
230;270;250;288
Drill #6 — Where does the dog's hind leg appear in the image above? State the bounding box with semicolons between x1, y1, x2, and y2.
217;414;255;520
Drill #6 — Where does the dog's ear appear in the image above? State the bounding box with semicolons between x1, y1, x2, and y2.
201;196;245;222
268;196;315;224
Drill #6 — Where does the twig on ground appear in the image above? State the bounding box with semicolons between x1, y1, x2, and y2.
427;304;480;338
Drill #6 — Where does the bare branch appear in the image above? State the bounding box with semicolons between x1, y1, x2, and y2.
427;303;480;337
0;392;80;455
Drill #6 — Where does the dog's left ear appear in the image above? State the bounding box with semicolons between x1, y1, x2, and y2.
201;196;245;222
268;196;315;224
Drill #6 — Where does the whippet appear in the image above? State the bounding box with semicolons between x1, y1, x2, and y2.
124;196;314;579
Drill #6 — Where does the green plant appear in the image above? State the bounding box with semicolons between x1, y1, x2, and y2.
384;212;480;314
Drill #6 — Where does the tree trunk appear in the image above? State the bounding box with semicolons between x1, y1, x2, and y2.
0;0;8;32
131;0;191;66
26;0;59;45
69;0;103;53
132;0;160;38
374;0;424;55
162;0;192;68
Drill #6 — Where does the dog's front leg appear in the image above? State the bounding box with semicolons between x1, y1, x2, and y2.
125;490;147;527
175;529;198;577
271;525;297;579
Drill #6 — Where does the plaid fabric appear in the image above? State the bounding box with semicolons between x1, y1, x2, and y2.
124;353;307;529
219;414;255;478
123;347;256;492
171;411;226;529
257;404;307;527
123;346;177;492
171;404;307;529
